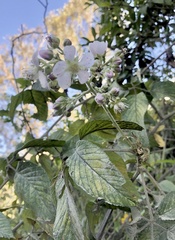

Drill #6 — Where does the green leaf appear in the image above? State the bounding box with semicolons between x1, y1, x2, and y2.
79;120;143;139
53;177;85;240
159;180;175;193
106;152;139;200
14;162;56;222
69;119;85;136
9;90;63;122
151;81;175;100
13;139;65;155
122;92;149;146
0;212;14;239
136;218;175;240
158;191;175;220
9;90;48;121
16;78;31;88
66;140;135;207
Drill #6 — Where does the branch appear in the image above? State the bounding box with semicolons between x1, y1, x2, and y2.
150;110;175;135
141;41;175;75
37;0;49;33
96;209;113;240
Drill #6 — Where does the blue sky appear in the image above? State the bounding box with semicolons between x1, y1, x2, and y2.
0;0;68;43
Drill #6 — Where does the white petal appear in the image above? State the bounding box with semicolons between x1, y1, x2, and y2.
32;51;39;67
39;71;49;89
89;42;97;56
77;70;89;84
53;61;67;76
89;41;107;56
64;45;76;61
57;71;72;89
79;52;94;68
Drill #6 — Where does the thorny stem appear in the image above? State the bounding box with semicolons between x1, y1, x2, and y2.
140;168;154;240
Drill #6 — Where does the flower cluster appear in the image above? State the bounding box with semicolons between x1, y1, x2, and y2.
23;35;108;91
94;87;128;114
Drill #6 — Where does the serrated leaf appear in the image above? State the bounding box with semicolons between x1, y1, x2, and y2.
14;162;55;222
151;81;175;100
122;92;149;146
66;140;135;207
53;177;85;240
79;120;143;139
158;192;175;220
0;212;14;239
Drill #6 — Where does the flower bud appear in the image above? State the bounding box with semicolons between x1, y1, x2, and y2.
112;57;122;65
53;96;65;107
114;102;128;113
48;73;56;81
110;87;120;96
46;34;60;49
63;39;72;46
95;93;105;105
39;49;53;60
106;70;114;79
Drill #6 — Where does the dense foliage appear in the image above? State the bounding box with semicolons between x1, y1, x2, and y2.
0;0;175;239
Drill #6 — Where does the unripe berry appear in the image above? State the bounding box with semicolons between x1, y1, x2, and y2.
39;49;53;60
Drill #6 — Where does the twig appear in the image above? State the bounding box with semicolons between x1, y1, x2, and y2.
12;220;24;233
142;168;165;196
37;0;49;33
0;177;9;189
150;110;175;135
96;209;113;240
141;41;175;75
149;102;163;120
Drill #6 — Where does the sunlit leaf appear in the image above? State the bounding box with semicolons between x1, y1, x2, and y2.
53;177;85;240
14;162;56;222
66;140;135;207
122;92;149;146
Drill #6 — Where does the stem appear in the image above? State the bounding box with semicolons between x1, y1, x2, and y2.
96;209;113;240
86;82;133;148
143;168;165;196
0;177;9;190
140;168;154;240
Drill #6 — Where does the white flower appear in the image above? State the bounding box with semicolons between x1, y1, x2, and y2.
89;41;107;57
52;45;94;89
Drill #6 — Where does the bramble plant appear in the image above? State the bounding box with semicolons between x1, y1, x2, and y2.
1;1;175;239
